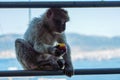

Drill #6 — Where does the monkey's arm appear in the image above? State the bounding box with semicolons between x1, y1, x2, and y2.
57;33;73;66
33;40;56;55
63;44;74;77
57;33;74;77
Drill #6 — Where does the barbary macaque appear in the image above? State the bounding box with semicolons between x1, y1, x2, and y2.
15;8;74;77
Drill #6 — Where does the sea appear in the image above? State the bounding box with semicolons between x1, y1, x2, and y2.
0;58;120;80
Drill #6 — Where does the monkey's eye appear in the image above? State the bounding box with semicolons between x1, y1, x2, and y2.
54;19;62;25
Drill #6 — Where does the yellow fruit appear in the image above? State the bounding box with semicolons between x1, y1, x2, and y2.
59;43;65;47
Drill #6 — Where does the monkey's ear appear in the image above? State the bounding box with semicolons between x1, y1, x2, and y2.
46;9;53;18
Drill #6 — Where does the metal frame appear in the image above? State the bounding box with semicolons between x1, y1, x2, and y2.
0;1;120;77
1;68;120;77
0;1;120;8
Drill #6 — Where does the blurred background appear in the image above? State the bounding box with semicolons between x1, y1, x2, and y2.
1;0;120;80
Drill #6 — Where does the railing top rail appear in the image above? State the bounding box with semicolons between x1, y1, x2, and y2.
0;1;120;8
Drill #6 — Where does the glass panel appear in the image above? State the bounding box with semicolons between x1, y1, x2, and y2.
0;0;120;80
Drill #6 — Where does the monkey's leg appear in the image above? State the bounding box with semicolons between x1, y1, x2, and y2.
15;39;39;70
57;59;65;69
37;57;62;70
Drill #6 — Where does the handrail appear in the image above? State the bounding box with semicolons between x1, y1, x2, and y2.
0;1;120;8
0;68;120;77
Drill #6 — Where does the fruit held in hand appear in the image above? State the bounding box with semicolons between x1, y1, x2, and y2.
56;43;66;52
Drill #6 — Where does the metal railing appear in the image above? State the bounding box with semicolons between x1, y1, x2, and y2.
1;68;120;77
0;1;120;8
0;1;120;77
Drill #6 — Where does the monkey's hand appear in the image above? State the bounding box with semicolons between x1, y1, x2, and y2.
48;47;65;57
48;47;57;54
55;43;66;57
63;66;74;77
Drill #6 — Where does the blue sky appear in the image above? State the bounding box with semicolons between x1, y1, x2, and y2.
0;0;120;37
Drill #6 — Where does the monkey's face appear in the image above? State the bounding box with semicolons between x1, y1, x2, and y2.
46;16;67;33
52;18;67;33
46;8;69;33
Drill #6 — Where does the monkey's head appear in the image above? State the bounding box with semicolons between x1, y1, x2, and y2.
44;8;69;33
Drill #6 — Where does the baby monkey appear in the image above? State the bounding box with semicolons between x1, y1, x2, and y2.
15;8;74;77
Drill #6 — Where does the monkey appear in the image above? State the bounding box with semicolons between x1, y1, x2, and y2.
15;8;74;77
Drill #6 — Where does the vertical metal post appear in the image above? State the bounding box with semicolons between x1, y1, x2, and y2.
28;0;31;22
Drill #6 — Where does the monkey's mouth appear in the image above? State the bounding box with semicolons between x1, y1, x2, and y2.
59;28;65;32
54;30;64;34
54;27;65;33
58;30;65;33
